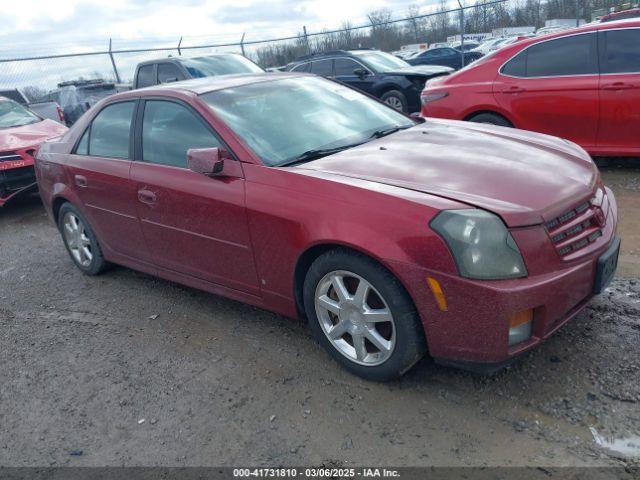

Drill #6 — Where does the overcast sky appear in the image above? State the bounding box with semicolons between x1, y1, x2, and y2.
0;0;458;91
0;0;451;57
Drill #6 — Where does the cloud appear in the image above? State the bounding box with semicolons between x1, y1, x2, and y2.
215;1;315;24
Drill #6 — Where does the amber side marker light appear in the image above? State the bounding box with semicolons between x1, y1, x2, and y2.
509;309;534;346
427;277;448;311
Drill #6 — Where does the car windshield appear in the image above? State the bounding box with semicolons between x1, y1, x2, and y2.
201;76;414;166
351;51;410;71
180;55;264;77
0;98;40;129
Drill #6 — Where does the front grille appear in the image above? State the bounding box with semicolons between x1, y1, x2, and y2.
0;166;36;198
546;192;606;258
0;151;23;162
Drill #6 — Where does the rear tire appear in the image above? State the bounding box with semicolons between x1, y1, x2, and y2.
467;112;512;127
381;90;408;113
303;249;426;381
57;203;107;276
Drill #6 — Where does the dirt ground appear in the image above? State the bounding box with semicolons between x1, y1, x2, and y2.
0;165;638;470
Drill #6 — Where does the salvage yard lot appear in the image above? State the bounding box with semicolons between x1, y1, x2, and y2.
0;165;638;469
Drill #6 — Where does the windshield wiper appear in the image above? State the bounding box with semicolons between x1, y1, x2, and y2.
278;144;359;167
369;125;411;139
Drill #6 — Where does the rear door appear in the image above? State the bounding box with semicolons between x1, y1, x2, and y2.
597;27;640;154
66;100;148;260
495;32;599;148
130;98;259;294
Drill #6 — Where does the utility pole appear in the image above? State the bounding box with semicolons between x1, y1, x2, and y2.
108;38;121;84
303;26;310;54
575;0;580;26
457;0;465;68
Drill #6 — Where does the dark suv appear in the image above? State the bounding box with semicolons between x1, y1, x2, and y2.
286;50;452;113
134;54;265;89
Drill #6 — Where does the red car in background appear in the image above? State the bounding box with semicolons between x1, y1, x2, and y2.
420;19;640;157
36;74;619;380
0;97;67;207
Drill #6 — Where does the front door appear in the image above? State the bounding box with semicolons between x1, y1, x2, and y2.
130;98;259;294
333;58;376;95
597;27;640;154
495;32;600;149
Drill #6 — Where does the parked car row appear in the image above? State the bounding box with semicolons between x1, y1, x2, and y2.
3;17;630;381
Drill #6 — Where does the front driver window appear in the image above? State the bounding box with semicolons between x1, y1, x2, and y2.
141;100;221;168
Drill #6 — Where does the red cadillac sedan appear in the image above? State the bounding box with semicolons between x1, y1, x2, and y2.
420;19;640;158
36;73;619;380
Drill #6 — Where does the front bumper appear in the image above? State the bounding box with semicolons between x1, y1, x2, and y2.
0;148;37;207
387;189;619;370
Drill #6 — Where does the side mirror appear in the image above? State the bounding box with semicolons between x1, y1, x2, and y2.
410;112;426;123
187;147;229;177
162;77;179;84
353;68;369;79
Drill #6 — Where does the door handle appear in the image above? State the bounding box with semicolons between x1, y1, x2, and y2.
137;189;157;205
504;86;526;94
602;82;633;90
74;175;88;187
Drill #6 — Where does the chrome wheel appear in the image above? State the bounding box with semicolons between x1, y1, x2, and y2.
384;96;403;111
314;270;396;366
62;212;93;268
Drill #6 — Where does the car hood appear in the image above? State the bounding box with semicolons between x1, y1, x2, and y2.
0;119;67;151
293;119;598;227
384;65;454;77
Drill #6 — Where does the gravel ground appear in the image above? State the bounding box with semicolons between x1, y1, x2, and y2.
0;166;639;469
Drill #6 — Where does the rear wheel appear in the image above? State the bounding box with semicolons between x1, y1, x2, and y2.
381;90;408;113
303;249;426;381
467;112;512;127
57;203;107;276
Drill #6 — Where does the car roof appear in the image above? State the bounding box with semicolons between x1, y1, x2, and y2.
292;49;381;63
136;53;242;67
495;18;640;54
118;72;308;98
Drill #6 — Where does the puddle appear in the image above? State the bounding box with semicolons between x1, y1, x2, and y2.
590;427;640;458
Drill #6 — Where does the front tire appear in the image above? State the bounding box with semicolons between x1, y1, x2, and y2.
381;90;408;113
57;203;107;276
303;249;426;381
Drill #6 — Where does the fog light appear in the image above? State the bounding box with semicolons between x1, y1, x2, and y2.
508;309;533;346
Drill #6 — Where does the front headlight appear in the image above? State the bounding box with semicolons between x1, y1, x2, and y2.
431;210;527;280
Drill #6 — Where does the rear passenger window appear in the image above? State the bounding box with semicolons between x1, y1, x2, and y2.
601;29;640;74
142;100;221;168
525;33;597;77
310;59;333;76
157;63;184;84
137;65;155;88
88;102;134;159
501;51;526;76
